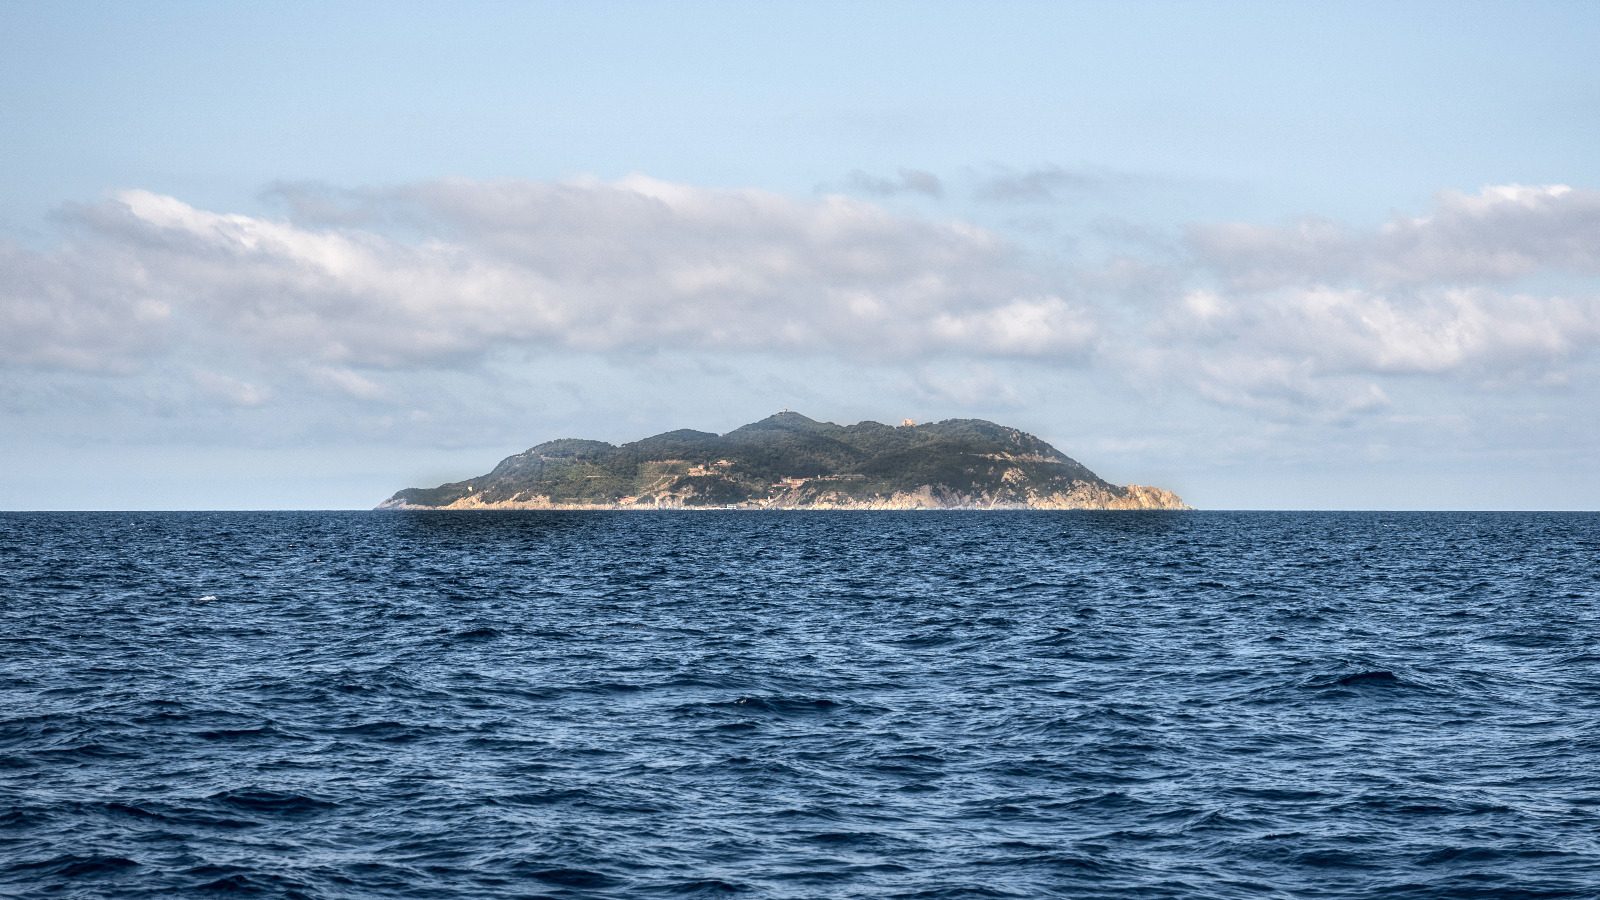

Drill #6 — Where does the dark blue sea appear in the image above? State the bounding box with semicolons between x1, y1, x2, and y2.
3;511;1599;899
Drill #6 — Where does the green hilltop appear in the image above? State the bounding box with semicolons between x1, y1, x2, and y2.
380;411;1188;510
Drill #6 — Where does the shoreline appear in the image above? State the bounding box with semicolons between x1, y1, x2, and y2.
377;498;1194;512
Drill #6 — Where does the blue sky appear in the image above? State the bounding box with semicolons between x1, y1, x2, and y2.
3;1;1599;509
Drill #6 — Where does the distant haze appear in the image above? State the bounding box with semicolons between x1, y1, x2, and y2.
2;2;1597;510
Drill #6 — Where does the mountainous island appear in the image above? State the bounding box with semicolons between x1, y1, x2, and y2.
380;412;1188;510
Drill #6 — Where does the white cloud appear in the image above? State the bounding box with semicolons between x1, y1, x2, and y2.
930;296;1097;357
910;361;1021;407
1190;183;1600;289
0;177;1099;380
1161;285;1600;378
191;369;270;407
306;365;388;401
0;239;173;373
1154;184;1600;412
2;177;1598;430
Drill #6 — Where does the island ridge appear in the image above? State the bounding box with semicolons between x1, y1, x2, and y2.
379;412;1189;510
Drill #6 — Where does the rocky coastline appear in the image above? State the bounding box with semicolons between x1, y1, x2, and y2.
380;412;1190;511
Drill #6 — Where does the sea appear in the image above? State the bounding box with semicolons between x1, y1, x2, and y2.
2;510;1598;899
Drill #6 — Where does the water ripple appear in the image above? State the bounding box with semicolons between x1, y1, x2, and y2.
1;510;1598;898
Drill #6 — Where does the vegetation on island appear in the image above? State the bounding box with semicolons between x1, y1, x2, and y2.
380;412;1189;510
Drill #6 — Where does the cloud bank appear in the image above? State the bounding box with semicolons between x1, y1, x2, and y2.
1158;184;1600;411
1191;184;1600;288
2;176;1098;382
2;177;1597;423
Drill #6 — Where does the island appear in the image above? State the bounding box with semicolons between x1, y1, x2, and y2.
379;411;1189;510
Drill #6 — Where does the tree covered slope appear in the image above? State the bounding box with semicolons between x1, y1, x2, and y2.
380;412;1188;510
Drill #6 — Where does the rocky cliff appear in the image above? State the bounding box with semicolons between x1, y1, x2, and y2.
379;412;1190;510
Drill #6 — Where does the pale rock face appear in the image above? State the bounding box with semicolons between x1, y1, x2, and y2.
378;482;1191;511
1115;485;1190;509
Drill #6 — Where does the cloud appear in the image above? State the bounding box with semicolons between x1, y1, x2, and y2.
1162;285;1600;378
191;369;271;407
0;238;174;373
305;365;388;401
1145;184;1600;413
971;164;1119;204
910;361;1022;408
0;177;1100;383
841;168;944;198
930;296;1096;357
3;177;1597;430
1190;183;1600;289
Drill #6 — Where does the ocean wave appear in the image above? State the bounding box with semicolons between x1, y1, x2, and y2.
3;510;1598;899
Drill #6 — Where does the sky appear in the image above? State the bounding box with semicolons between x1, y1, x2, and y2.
2;0;1599;510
